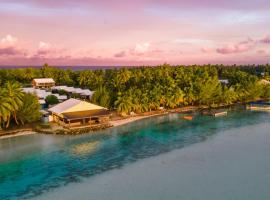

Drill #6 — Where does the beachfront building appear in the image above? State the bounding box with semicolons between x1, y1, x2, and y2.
32;78;55;89
48;98;110;128
259;79;270;85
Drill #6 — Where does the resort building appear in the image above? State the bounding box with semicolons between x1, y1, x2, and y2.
259;79;270;85
219;79;229;85
48;98;110;128
22;88;68;103
32;78;55;89
52;86;94;99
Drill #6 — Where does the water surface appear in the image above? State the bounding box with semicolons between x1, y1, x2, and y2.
0;109;269;200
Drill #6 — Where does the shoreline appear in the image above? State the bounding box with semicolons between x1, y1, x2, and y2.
0;130;36;139
0;104;235;139
110;112;169;127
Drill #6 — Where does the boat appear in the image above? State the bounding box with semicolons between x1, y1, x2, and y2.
247;102;270;111
201;110;227;117
182;115;194;120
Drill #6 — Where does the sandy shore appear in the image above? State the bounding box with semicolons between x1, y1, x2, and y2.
0;130;36;139
110;113;167;127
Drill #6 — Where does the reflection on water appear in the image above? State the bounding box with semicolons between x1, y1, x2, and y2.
0;109;270;200
71;141;101;156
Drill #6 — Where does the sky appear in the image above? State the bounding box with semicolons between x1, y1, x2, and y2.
0;0;270;66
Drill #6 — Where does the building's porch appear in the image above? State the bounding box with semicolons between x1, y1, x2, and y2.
52;113;110;129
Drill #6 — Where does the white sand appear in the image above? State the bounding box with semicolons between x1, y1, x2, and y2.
110;113;166;127
0;131;36;139
32;122;270;200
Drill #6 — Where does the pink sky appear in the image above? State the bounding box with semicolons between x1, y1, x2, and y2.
0;0;270;66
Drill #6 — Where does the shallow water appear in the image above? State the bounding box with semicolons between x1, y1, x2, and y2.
0;109;270;200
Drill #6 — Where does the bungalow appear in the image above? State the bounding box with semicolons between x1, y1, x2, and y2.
32;78;55;89
48;98;110;128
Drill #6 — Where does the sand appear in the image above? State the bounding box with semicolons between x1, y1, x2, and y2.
0;131;36;139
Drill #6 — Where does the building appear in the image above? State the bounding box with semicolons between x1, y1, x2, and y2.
259;79;270;85
48;98;110;128
219;79;229;85
22;87;67;106
32;78;55;89
52;86;94;99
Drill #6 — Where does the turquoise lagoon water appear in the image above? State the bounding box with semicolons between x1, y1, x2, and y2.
0;108;270;200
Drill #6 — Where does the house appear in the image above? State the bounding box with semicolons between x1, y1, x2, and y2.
23;88;67;102
52;86;94;99
48;98;110;128
219;79;229;85
259;79;270;85
32;78;55;89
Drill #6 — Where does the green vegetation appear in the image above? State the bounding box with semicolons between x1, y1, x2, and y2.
1;63;270;125
0;82;41;130
45;95;59;105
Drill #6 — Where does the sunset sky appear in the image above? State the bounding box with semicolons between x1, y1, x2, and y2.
0;0;270;66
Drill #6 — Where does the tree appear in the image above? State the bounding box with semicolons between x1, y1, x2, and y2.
114;93;133;115
17;94;41;125
45;95;59;105
4;81;24;127
0;90;11;130
91;87;111;108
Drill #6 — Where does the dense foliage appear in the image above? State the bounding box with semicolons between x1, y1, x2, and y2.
1;63;270;118
0;82;41;129
45;95;59;105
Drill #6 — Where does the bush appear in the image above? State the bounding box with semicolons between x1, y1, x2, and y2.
45;95;59;105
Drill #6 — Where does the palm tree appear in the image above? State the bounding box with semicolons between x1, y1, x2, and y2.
4;81;24;127
0;90;11;130
114;93;133;115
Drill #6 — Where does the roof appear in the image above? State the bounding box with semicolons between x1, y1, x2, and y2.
38;99;46;104
33;78;55;83
260;79;270;85
48;98;107;115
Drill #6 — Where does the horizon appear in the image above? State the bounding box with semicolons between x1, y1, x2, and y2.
0;0;270;66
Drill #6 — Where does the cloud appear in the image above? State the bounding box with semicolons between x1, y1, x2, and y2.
2;0;270;11
0;35;18;47
0;34;26;57
114;51;126;57
260;35;270;43
0;47;22;56
201;47;215;53
36;41;51;55
216;38;255;54
257;50;266;54
132;42;150;55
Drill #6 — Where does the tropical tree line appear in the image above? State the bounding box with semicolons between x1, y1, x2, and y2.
0;82;41;130
1;63;270;117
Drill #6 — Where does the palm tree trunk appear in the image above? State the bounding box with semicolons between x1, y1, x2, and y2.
13;112;19;125
6;115;10;128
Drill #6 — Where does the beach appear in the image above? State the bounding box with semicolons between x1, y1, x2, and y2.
0;130;36;139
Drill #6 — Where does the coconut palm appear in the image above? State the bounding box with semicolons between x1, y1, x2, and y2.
0;90;11;129
4;81;24;127
114;93;133;115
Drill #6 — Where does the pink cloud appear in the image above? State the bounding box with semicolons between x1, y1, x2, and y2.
216;38;255;54
2;0;270;11
114;51;126;58
201;47;215;53
257;50;266;54
260;35;270;43
0;47;22;56
0;34;27;57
